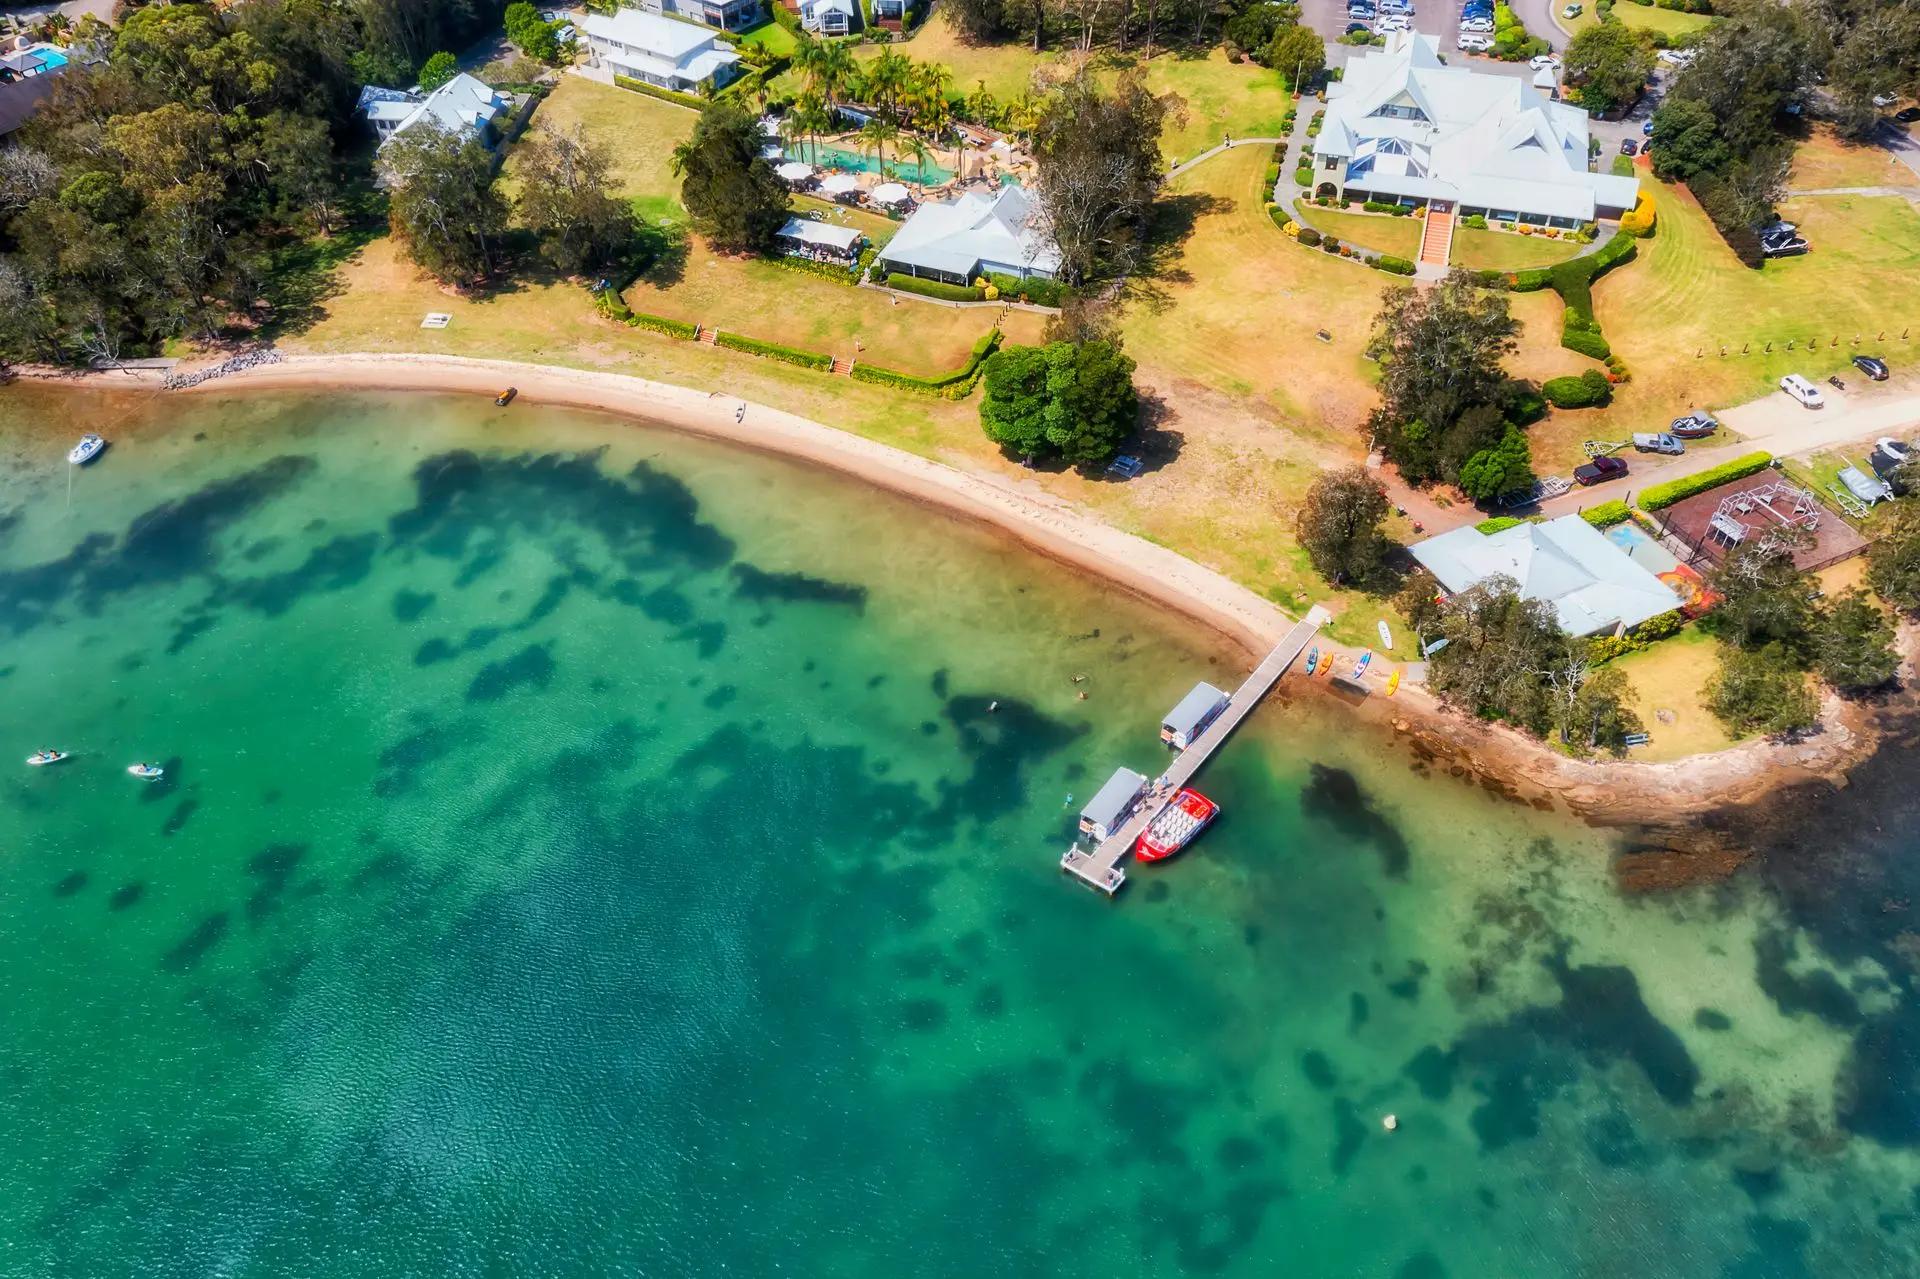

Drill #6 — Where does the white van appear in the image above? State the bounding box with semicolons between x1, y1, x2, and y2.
1779;373;1825;408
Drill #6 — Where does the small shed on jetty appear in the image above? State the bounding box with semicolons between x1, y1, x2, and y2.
1161;682;1229;750
1081;767;1148;842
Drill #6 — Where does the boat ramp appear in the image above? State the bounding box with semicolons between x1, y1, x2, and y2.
1060;606;1330;896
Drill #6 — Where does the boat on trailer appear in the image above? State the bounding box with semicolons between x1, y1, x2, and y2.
1136;789;1219;862
68;434;105;465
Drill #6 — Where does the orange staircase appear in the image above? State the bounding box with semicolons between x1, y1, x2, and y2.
695;325;718;345
1419;202;1454;268
830;356;855;376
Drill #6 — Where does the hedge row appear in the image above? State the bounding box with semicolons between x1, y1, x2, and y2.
1639;451;1773;510
1476;516;1527;534
765;253;863;285
1580;500;1632;528
987;272;1066;307
1364;201;1417;216
1588;609;1686;663
1561;306;1612;361
594;288;700;340
886;272;984;302
714;330;833;370
613;74;706;111
1374;255;1417;276
850;330;1001;398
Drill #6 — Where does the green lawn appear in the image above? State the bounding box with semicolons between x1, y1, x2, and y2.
1567;3;1715;37
1608;625;1740;762
736;20;799;58
1450;225;1586;271
1291;199;1424;258
518;76;694;219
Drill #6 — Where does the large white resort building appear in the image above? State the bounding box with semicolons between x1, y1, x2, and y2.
874;185;1061;286
1311;33;1639;228
583;10;743;94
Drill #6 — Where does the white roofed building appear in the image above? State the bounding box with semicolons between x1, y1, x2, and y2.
874;184;1061;286
1311;33;1638;228
1410;516;1681;637
583;9;743;92
775;217;864;262
358;74;511;150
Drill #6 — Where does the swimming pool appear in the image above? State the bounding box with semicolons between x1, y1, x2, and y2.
788;145;955;185
1604;520;1681;574
34;46;69;70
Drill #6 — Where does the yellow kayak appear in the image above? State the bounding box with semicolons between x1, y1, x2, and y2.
1385;669;1402;696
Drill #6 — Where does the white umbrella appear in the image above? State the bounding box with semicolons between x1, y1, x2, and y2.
869;182;911;205
820;174;860;195
776;161;814;181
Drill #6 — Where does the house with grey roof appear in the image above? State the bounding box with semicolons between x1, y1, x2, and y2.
1312;33;1638;228
1409;515;1682;637
873;184;1061;286
357;74;511;151
583;9;742;92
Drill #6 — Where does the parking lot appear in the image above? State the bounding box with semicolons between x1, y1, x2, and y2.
1298;0;1572;64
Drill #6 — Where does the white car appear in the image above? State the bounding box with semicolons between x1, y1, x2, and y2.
1460;17;1495;31
1530;54;1561;70
1779;373;1825;409
1458;33;1494;50
1874;93;1898;108
1657;49;1697;66
1378;15;1411;31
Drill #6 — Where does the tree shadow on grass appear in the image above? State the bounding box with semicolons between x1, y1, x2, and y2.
1123;190;1232;313
255;218;386;343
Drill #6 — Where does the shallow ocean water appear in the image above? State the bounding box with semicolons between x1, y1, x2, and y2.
1;388;1917;1277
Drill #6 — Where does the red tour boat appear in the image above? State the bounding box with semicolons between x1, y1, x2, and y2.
1136;789;1218;862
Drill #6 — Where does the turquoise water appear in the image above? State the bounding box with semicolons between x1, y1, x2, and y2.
791;143;955;184
3;387;1919;1276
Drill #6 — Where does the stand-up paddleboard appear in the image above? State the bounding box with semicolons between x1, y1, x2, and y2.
1351;650;1373;681
1378;620;1394;650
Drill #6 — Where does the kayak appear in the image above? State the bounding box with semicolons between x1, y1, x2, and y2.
1378;620;1394;650
1322;651;1336;678
26;750;69;766
127;763;165;780
1386;669;1402;696
1305;647;1319;676
1350;650;1373;681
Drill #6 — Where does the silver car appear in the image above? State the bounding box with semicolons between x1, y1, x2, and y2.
1631;432;1685;455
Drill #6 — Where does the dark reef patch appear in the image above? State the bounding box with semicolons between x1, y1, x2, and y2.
244;843;308;924
1754;929;1862;1028
217;532;378;617
108;882;146;911
937;694;1086;823
898;998;947;1032
1695;1008;1733;1031
702;684;738;710
53;871;88;898
1403;1045;1457;1101
1301;1050;1337;1090
392;589;436;622
730;563;868;611
375;715;467;797
466;642;556;702
1349;991;1369;1032
1301;764;1411;878
160;799;199;837
1397;1252;1448;1279
1330;1099;1366;1175
160;911;230;973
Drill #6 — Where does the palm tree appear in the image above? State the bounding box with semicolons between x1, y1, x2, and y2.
897;134;935;185
791;90;833;164
866;49;912;123
812;38;857;113
909;61;954;135
858;116;899;178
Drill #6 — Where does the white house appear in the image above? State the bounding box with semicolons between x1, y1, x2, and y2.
612;0;761;35
1409;516;1682;637
583;9;742;93
1312;33;1639;228
357;74;510;150
799;0;859;35
874;184;1061;286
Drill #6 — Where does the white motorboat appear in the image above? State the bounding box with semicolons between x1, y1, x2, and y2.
26;750;70;766
127;763;165;779
68;434;106;465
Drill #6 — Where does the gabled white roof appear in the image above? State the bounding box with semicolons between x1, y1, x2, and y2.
878;184;1062;277
360;75;506;143
1410;516;1682;636
777;217;863;252
1313;33;1638;221
584;9;719;61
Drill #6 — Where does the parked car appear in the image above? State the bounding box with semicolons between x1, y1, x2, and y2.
1574;455;1629;486
1899;106;1920;123
1854;354;1890;381
1458;32;1494;49
1876;437;1909;465
1347;20;1373;32
1642;118;1654;136
1378;15;1412;31
1619;139;1639;156
1530;54;1561;70
1780;373;1825;408
1874;93;1898;108
1668;410;1718;438
1632;432;1685;455
1761;237;1809;258
1870;446;1911;496
1759;218;1797;238
1657;49;1697;66
1460;17;1495;31
1562;2;1583;15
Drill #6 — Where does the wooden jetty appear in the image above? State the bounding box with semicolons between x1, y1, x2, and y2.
1061;606;1330;896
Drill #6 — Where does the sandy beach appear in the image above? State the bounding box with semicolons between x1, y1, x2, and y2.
25;350;1904;826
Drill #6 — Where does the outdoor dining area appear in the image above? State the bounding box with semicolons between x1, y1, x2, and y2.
774;216;865;267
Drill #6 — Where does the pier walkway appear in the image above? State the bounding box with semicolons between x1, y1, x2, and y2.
1061;606;1331;896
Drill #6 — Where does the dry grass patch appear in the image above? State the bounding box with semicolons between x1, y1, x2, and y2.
1451;225;1586;272
1788;127;1915;192
1609;625;1741;762
516;77;695;218
1293;200;1423;258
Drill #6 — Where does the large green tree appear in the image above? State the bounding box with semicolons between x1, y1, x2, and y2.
1867;499;1920;613
1294;465;1390;585
1366;273;1520;486
515;124;634;276
979;340;1139;465
1426;579;1565;735
1564;22;1655;117
1812;588;1900;691
382;123;510;282
1706;642;1819;735
1457;425;1535;502
671;102;790;255
1267;26;1326;92
1029;70;1181;283
1704;537;1815;654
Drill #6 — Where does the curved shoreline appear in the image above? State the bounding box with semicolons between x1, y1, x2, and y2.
36;351;1898;823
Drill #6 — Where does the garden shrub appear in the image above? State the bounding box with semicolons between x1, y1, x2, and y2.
1638;452;1773;510
629;311;698;340
1587;609;1687;663
1374;255;1417;275
765;253;862;285
1561;325;1612;361
613;74;704;110
1462;213;1488;229
1265;163;1281;188
1580;500;1632;528
1542;369;1612;408
886;273;984;302
851;329;1001;397
1323;236;1342;253
1476;516;1526;534
1296;226;1322;246
1267;203;1291;232
1619;191;1657;237
1510;267;1551;292
1472;268;1509;290
714;331;832;369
